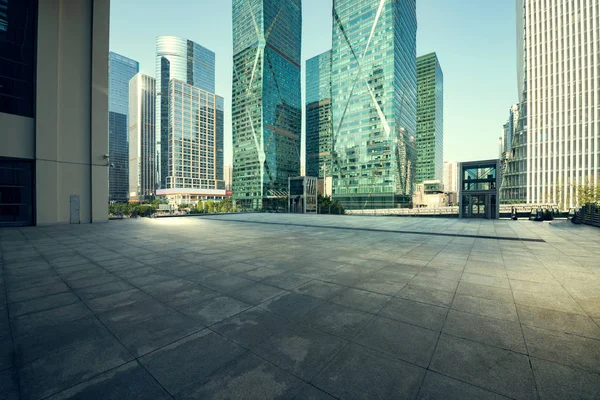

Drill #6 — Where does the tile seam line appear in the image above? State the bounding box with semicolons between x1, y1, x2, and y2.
200;218;547;243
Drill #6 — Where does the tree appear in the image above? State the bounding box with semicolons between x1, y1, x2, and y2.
218;197;233;213
576;178;600;206
318;195;345;215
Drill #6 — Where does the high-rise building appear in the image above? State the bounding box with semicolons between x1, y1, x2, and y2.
129;73;156;202
109;52;139;202
224;164;233;191
513;1;600;208
443;161;458;193
331;0;417;209
306;50;332;179
164;79;224;191
416;52;444;183
156;36;216;188
1;0;111;226
232;0;302;209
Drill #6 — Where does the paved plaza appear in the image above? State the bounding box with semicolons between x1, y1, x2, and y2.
1;214;600;399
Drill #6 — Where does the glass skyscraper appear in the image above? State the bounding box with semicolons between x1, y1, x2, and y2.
108;52;139;203
232;0;302;209
331;0;417;210
416;52;443;183
165;80;224;191
306;50;332;179
156;36;216;188
129;73;156;202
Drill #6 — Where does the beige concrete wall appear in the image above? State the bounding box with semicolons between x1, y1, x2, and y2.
35;0;110;225
0;113;35;160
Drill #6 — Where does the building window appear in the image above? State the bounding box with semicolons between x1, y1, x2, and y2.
0;0;37;117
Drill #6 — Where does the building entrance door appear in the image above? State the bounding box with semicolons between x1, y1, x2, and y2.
462;194;493;219
471;195;486;218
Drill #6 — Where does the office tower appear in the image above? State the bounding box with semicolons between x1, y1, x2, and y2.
416;52;444;183
156;36;216;188
443;161;458;193
109;52;139;202
502;104;519;155
129;73;156;202
164;80;224;191
0;0;110;225
232;0;302;209
331;0;417;209
306;50;333;179
515;1;599;207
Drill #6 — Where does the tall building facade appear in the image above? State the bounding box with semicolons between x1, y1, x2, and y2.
156;36;216;189
331;0;417;209
129;73;156;202
443;161;458;193
1;0;111;226
416;52;444;183
514;0;600;208
165;80;224;191
232;0;302;208
306;50;333;179
109;52;139;202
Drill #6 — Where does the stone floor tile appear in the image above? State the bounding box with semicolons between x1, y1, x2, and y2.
313;343;425;400
253;323;346;381
530;357;600;400
13;316;111;366
517;304;600;339
177;352;305;400
113;311;204;357
443;309;527;353
142;279;219;308
8;292;79;318
293;280;345;301
329;288;391;314
397;285;455;308
452;293;518;322
181;295;252;326
293;385;337;400
523;325;600;373
410;275;459;292
85;288;149;313
302;302;373;340
139;330;245;396
227;282;285;305
96;297;173;331
513;290;587;315
10;302;92;338
0;368;19;400
461;273;510;289
212;307;290;348
380;297;448;331
261;272;313;290
352;276;407;296
430;334;537;400
456;281;514;303
67;275;119;290
7;282;70;304
259;292;324;320
417;371;510;400
238;267;283;282
18;337;133;400
353;316;439;367
47;361;171;400
0;334;14;371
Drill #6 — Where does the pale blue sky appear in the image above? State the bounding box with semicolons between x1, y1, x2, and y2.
110;0;518;165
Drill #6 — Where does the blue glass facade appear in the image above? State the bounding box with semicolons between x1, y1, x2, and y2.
331;0;417;209
108;52;139;202
232;0;302;209
416;52;443;183
306;50;332;179
156;36;216;189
